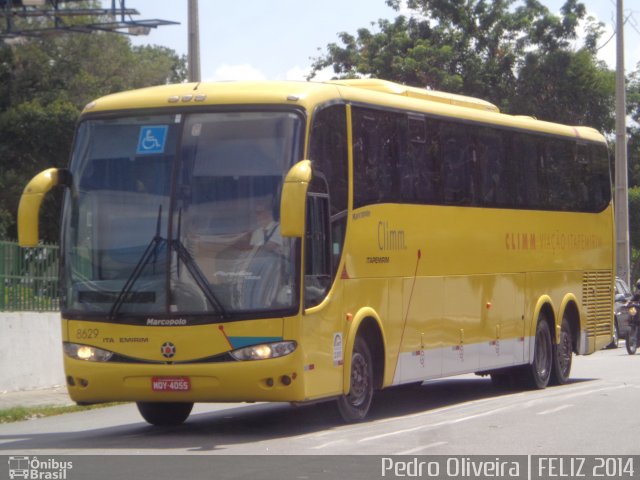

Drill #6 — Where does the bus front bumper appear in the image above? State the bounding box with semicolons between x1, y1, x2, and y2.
63;353;306;404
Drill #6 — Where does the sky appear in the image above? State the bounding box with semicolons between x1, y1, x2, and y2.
112;0;640;82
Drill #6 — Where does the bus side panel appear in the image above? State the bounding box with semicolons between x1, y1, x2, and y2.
475;274;526;371
393;273;525;385
394;276;444;384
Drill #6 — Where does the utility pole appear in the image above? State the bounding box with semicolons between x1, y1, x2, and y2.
187;0;201;82
615;0;630;284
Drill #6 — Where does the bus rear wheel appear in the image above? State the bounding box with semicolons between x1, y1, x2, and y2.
136;402;194;426
551;317;573;385
524;318;553;389
337;336;373;422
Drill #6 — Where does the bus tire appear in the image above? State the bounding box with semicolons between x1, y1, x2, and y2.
337;336;374;422
524;317;553;389
551;317;573;385
136;401;193;426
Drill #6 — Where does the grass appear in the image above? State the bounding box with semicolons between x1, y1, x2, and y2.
0;402;124;423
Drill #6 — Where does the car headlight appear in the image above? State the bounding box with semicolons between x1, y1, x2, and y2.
630;307;637;316
230;341;297;361
64;342;114;362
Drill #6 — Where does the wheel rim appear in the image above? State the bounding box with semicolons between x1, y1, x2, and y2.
535;325;552;380
349;352;370;407
557;329;572;376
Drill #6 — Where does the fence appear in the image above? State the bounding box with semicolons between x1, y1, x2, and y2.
0;240;59;311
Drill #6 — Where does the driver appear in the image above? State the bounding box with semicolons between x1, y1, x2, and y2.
249;196;282;252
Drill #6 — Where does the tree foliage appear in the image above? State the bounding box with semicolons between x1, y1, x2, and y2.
0;32;186;241
310;0;614;129
628;64;640;187
626;63;640;281
513;49;615;131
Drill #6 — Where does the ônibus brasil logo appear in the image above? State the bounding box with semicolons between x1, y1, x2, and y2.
8;456;73;479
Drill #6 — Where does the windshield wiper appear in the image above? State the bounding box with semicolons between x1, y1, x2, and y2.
109;205;165;320
172;207;227;318
109;205;228;320
171;238;228;318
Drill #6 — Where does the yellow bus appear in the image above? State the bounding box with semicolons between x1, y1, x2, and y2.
19;79;614;425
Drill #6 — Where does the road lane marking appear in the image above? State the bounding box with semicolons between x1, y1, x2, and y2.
536;404;574;415
522;383;628;408
561;384;628;400
357;406;513;443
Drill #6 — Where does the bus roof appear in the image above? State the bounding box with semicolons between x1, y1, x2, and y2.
82;79;606;144
327;78;500;113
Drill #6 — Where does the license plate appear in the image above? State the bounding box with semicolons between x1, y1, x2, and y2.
151;377;191;392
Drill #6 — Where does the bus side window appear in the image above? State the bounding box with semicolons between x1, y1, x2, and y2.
514;133;541;208
587;143;611;212
474;128;504;206
304;193;332;309
442;124;471;205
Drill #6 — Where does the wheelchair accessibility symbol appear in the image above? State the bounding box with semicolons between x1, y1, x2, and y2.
137;125;168;154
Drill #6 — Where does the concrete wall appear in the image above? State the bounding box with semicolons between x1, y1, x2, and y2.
0;312;65;393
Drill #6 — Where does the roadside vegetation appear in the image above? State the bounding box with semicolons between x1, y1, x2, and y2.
0;402;125;424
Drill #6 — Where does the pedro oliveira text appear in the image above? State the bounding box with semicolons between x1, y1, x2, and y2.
381;457;523;479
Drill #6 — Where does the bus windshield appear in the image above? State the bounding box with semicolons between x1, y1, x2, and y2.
62;110;302;320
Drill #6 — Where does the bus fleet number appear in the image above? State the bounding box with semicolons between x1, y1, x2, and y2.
76;328;100;340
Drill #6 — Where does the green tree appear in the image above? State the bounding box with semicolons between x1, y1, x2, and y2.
629;187;640;282
0;99;78;241
310;0;614;129
626;63;640;281
0;32;186;242
628;63;640;187
512;49;615;131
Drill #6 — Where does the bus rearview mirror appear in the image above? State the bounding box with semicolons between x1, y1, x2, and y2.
18;168;70;247
280;160;312;238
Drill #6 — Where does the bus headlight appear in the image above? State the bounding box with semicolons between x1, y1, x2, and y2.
230;341;297;361
64;342;114;362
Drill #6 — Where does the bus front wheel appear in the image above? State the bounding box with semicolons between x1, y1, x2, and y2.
136;401;194;426
337;336;374;422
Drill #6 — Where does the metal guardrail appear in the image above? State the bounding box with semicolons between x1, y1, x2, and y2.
0;240;59;312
